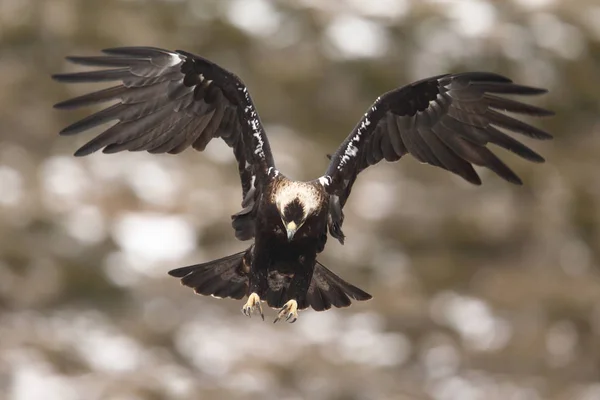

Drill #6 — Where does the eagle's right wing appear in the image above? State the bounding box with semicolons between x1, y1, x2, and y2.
318;72;553;243
53;47;277;240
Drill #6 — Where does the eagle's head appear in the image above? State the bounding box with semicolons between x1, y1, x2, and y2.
280;198;306;241
274;182;321;241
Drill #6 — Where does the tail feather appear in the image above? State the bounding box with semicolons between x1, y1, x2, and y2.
306;261;372;312
168;251;249;300
193;274;232;297
168;250;372;313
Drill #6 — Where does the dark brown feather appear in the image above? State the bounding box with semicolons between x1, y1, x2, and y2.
54;47;276;238
322;72;552;239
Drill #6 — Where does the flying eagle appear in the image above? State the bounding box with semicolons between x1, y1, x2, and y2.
53;47;553;323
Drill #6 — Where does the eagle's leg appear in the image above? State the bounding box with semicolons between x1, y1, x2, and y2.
242;292;264;320
274;299;298;323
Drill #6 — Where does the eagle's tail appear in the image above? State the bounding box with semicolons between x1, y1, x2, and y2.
168;250;249;300
168;251;372;313
305;261;372;311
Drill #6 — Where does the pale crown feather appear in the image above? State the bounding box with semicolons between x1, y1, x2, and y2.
274;181;320;218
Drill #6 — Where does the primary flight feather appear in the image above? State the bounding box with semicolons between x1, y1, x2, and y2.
53;47;553;323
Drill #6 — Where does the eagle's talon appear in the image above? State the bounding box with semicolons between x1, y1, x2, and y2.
274;299;298;324
286;313;297;323
242;292;264;320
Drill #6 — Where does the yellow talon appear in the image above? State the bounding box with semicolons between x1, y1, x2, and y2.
242;292;264;320
274;299;299;323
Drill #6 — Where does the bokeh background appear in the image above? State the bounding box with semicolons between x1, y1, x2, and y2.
1;0;600;399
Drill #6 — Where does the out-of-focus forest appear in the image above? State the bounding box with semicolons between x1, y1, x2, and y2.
1;0;599;399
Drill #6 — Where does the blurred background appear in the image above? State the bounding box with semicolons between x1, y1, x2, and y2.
1;0;599;399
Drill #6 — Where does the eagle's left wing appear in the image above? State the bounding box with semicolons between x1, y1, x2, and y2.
319;72;553;243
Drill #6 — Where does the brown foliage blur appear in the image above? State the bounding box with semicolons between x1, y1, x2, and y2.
1;0;599;399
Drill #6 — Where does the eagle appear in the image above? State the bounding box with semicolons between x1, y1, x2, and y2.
53;47;553;323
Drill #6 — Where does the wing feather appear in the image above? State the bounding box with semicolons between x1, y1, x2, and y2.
320;72;553;242
54;47;277;240
387;113;406;156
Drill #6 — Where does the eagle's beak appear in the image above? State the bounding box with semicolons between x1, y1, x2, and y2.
286;222;298;241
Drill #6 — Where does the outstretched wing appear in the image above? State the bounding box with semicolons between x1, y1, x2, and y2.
320;72;553;243
53;47;276;208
